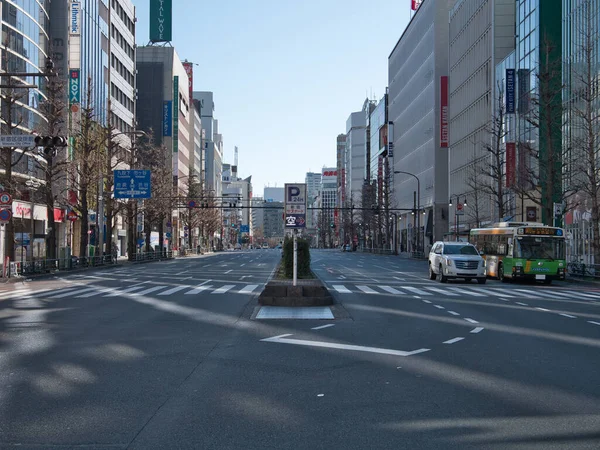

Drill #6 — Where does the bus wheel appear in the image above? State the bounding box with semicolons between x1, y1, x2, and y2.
499;264;508;283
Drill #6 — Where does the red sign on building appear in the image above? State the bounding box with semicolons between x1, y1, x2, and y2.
182;62;194;102
506;142;516;186
440;76;449;148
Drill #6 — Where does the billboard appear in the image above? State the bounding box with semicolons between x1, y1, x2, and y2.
506;69;515;114
284;183;307;229
69;69;80;105
70;1;81;35
173;76;179;153
440;76;449;148
162;101;172;136
150;0;172;43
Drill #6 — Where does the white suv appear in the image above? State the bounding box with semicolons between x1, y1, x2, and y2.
428;241;486;284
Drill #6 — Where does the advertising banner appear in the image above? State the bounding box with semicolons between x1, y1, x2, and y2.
182;62;194;102
162;101;172;136
173;76;179;153
150;0;172;42
69;69;80;105
70;1;81;35
506;69;515;114
440;76;449;148
506;142;516;186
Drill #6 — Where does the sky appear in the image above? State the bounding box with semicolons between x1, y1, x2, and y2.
131;0;411;197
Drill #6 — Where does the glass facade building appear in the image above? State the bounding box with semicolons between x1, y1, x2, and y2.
1;0;50;133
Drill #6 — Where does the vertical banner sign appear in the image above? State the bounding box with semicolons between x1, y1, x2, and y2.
69;69;80;105
150;0;172;43
162;101;172;136
388;121;394;158
172;76;179;153
70;1;81;35
285;183;307;229
440;76;449;148
506;69;515;114
182;62;193;102
517;69;530;113
506;142;516;186
411;0;423;10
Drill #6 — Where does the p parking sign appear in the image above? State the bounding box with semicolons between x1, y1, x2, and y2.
284;183;306;229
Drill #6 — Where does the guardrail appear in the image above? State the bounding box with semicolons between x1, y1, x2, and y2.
6;255;115;277
567;261;600;279
133;250;174;262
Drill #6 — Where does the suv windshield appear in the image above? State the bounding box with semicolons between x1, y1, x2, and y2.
443;245;479;255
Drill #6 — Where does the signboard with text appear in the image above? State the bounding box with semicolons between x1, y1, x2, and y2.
506;69;515;114
150;0;172;42
114;170;151;199
162;101;172;136
440;76;449;148
69;69;80;105
284;183;306;229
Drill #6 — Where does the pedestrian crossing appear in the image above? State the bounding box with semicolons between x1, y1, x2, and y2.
327;283;600;301
0;282;262;300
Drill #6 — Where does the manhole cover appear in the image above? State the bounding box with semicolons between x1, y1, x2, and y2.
256;306;334;320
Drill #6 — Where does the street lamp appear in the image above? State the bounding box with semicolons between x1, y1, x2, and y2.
394;170;422;255
449;195;467;241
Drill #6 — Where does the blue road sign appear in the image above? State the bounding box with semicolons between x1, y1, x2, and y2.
114;170;151;199
240;224;249;233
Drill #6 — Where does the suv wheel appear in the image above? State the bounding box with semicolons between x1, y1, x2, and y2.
428;263;436;280
438;264;448;283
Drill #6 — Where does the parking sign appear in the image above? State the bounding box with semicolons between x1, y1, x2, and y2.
284;183;306;228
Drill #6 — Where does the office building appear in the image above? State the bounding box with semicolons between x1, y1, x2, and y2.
193;91;222;197
263;187;285;203
345;111;366;206
388;0;450;250
305;172;322;229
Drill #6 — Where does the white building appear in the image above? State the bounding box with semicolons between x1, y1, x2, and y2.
321;167;338;228
305;172;322;229
388;0;450;250
193;92;222;197
345;112;366;207
448;0;516;231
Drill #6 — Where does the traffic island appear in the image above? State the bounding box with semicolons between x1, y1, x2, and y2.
258;278;334;306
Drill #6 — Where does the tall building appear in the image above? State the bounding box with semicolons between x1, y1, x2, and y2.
388;0;450;251
321;167;338;230
345;111;366;206
305;172;322;230
263;202;284;242
336;135;348;208
368;93;389;208
193;91;222;197
263;187;284;203
251;196;265;244
448;0;515;230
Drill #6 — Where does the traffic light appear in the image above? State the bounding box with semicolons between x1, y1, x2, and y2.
34;135;68;156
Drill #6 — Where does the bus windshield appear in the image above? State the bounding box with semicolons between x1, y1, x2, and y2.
515;237;565;260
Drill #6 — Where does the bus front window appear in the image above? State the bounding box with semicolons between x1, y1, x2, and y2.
515;238;566;260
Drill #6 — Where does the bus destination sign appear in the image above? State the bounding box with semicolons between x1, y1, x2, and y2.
519;227;563;236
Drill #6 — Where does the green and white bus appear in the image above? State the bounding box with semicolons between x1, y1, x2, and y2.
469;222;567;284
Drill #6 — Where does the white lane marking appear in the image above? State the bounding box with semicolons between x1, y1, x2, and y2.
104;286;146;297
158;285;190;296
212;284;235;294
464;318;479;324
77;288;119;298
447;311;460;316
8;289;54;298
572;292;600;299
402;286;432;296
332;285;351;294
131;286;168;296
588;321;600;326
380;286;402;294
239;284;259;294
559;313;577;319
46;287;96;299
339;275;346;280
433;305;445;309
425;287;458;296
535;307;551;312
548;291;580;298
515;302;528;306
422;300;432;304
225;270;233;274
0;289;32;299
260;335;429;357
241;264;246;267
470;327;484;333
357;285;378;294
447;287;485;297
312;324;335;330
443;337;464;344
393;277;406;281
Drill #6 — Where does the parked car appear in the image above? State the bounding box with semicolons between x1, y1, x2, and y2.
428;241;486;284
344;244;351;252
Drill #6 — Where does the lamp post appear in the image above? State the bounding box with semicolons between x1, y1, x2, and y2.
449;195;467;241
394;171;421;255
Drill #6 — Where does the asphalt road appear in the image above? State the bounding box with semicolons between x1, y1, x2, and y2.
1;249;599;449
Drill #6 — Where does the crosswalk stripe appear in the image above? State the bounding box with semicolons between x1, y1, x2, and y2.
332;285;351;294
402;286;432;296
548;291;579;298
380;286;402;294
446;287;485;297
185;285;213;295
157;285;189;296
104;286;146;297
76;288;113;298
0;289;32;299
212;285;235;294
239;284;259;294
514;289;562;299
424;287;458;296
476;288;513;298
45;287;96;299
357;285;378;294
131;286;168;296
571;292;600;299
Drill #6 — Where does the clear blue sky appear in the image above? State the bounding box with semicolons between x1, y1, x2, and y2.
132;0;411;196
